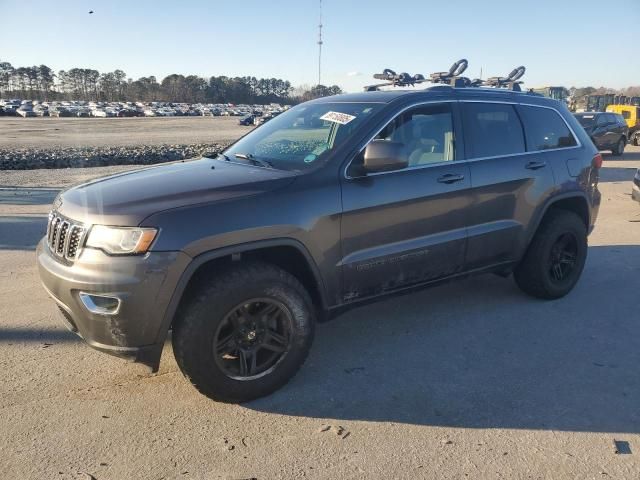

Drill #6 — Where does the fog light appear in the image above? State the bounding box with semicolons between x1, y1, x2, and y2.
79;292;121;315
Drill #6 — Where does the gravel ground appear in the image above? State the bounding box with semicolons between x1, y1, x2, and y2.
0;116;251;148
0;164;150;189
0;148;639;479
0;116;248;170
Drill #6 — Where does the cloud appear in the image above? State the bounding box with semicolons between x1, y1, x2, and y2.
346;71;363;77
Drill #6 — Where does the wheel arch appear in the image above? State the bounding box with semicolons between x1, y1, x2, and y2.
528;193;591;246
155;238;329;347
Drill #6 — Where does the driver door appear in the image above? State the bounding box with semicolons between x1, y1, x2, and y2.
339;102;471;301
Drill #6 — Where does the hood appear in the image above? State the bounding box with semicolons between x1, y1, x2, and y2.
55;157;297;226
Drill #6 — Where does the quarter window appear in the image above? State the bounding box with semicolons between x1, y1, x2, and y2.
518;105;578;151
462;103;525;158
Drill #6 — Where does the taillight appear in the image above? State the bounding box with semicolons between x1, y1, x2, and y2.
592;153;603;169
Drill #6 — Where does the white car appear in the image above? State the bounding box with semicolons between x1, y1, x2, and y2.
17;107;36;117
156;108;176;117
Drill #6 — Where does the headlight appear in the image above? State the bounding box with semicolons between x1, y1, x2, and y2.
85;225;158;255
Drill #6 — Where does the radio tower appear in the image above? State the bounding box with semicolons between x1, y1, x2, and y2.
317;0;323;85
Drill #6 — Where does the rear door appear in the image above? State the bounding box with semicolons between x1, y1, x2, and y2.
605;113;623;144
340;102;471;300
590;114;608;149
461;102;556;269
614;114;628;140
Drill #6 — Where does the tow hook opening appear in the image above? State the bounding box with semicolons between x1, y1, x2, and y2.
79;292;122;315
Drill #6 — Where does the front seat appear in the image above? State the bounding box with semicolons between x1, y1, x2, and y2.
408;120;451;166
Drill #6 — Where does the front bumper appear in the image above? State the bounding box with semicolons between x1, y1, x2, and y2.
36;238;191;370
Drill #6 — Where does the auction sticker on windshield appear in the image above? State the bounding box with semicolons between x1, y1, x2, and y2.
320;111;357;125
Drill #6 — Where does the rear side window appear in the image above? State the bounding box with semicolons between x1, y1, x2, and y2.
518;105;578;151
462;103;525;158
621;111;631;119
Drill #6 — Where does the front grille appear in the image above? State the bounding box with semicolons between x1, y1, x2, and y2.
46;212;87;261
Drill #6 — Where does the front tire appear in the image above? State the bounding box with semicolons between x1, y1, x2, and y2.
514;210;588;300
173;261;315;403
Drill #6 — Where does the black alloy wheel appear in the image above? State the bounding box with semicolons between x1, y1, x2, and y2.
514;210;587;299
548;232;578;284
213;298;293;380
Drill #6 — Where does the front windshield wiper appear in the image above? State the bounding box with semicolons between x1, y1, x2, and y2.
217;153;232;162
234;153;274;169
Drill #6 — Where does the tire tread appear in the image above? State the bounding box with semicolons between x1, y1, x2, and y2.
172;261;314;403
514;209;587;300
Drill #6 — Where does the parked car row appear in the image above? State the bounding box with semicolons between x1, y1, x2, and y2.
0;98;288;118
238;110;282;126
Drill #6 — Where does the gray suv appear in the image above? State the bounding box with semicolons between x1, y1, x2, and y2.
38;85;601;402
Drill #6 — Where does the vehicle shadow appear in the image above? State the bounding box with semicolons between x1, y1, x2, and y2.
602;150;640;162
0;215;47;250
0;327;78;343
599;166;637;183
248;244;640;433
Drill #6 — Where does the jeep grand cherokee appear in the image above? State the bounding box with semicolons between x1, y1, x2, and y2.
38;85;601;402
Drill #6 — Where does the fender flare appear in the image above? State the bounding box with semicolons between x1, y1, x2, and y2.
527;191;591;245
154;238;328;345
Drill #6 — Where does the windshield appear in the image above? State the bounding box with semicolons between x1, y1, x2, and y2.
220;102;383;171
576;114;595;127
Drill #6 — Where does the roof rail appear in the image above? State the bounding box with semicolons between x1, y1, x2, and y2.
364;61;527;92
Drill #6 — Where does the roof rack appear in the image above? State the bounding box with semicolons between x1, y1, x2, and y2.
482;66;526;92
364;60;527;92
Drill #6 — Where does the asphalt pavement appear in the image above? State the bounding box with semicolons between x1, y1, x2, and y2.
1;148;639;479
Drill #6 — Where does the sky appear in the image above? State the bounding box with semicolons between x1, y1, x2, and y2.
1;0;639;93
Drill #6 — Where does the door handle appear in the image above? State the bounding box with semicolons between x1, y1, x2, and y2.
437;173;465;184
525;161;547;170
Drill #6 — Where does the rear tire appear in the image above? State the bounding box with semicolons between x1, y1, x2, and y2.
612;138;625;156
514;210;587;300
172;261;315;403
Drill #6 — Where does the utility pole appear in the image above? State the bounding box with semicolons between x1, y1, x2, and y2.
317;0;323;86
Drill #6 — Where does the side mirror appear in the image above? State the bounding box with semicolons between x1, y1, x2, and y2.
363;140;408;173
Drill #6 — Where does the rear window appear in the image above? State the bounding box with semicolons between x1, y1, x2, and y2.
518;105;578;151
462;103;525;158
576;114;595;127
